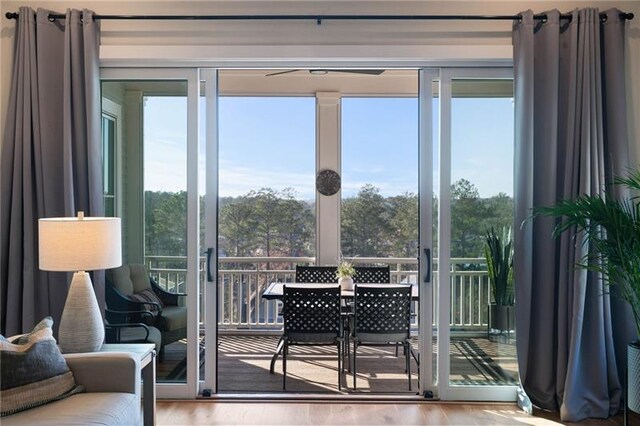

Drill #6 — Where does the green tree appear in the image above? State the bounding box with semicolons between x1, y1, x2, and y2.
341;184;392;257
249;188;285;258
144;191;188;267
219;195;257;257
482;192;514;232
388;192;419;257
277;188;314;257
450;179;486;258
144;181;513;265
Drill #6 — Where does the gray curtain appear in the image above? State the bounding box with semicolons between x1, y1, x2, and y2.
513;8;637;422
1;7;103;336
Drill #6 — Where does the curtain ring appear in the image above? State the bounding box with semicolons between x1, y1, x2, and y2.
600;15;608;23
47;14;55;22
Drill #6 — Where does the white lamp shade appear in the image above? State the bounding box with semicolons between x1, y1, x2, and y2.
38;216;122;272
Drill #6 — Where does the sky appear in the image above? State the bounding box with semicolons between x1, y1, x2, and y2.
143;92;514;199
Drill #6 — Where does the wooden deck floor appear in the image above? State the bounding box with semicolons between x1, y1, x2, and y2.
157;333;518;393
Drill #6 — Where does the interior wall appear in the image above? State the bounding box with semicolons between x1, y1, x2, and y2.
1;0;639;163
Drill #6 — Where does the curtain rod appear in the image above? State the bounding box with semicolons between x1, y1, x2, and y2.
4;12;635;23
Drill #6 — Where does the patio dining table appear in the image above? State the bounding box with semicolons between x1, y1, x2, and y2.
261;281;419;300
261;282;419;375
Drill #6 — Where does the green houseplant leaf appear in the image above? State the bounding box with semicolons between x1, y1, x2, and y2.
336;260;356;279
533;171;640;336
484;226;514;306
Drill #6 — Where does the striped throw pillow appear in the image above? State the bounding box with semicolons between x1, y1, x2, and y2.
129;288;164;312
0;317;84;417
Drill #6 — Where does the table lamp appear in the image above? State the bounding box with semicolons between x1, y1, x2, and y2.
38;212;121;353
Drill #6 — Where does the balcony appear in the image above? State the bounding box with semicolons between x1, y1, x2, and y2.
145;255;518;391
147;255;495;330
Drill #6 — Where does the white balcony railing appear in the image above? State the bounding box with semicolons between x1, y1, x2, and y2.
146;256;491;331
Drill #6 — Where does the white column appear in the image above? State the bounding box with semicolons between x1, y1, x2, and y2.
315;92;341;266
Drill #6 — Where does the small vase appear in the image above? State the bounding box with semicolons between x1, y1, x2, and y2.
339;277;354;291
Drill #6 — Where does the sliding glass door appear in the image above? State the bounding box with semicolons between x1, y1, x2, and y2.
199;68;437;396
437;68;516;400
101;66;516;401
101;69;201;398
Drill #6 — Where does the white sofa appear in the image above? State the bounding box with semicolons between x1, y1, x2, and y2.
2;352;141;425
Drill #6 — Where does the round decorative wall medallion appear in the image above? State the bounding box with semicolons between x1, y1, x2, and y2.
316;169;341;196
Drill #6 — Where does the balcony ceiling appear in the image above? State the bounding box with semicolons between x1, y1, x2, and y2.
218;69;513;97
219;69;419;96
103;69;513;98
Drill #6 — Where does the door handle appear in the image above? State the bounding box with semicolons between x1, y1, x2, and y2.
206;247;214;282
423;248;431;283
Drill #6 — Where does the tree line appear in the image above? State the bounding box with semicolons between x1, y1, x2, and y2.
144;179;513;261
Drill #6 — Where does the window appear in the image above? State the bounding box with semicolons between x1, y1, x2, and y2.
102;114;116;217
341;97;419;260
218;96;316;259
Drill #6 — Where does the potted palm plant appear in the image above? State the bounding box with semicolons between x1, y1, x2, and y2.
484;227;515;335
535;171;640;414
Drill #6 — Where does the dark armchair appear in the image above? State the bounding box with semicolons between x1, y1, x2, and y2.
104;309;162;354
106;264;187;361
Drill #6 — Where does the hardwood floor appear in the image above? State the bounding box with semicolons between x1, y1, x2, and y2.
156;401;639;425
155;335;635;425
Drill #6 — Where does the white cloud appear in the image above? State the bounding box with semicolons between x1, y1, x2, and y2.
219;166;315;199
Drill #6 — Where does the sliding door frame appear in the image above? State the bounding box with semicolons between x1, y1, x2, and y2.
101;68;201;399
201;69;219;394
418;68;439;396
437;67;516;401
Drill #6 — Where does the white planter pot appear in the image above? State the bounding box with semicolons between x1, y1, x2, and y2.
339;277;354;291
629;341;640;414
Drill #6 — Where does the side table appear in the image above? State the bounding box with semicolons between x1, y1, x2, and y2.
100;343;156;426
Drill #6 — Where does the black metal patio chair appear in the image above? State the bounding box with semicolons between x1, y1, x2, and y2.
353;266;390;283
295;265;338;283
281;284;344;390
351;284;415;391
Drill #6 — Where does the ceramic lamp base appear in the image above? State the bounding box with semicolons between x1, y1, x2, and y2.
58;271;104;353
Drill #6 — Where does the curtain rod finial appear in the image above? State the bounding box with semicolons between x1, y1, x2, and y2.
5;12;18;20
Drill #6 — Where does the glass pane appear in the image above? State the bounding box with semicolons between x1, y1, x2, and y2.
341;91;420;392
448;79;518;386
104;197;115;217
431;80;440;387
102;115;116;216
216;93;316;392
199;85;207;383
341;97;418;260
101;80;190;385
102;116;115;196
